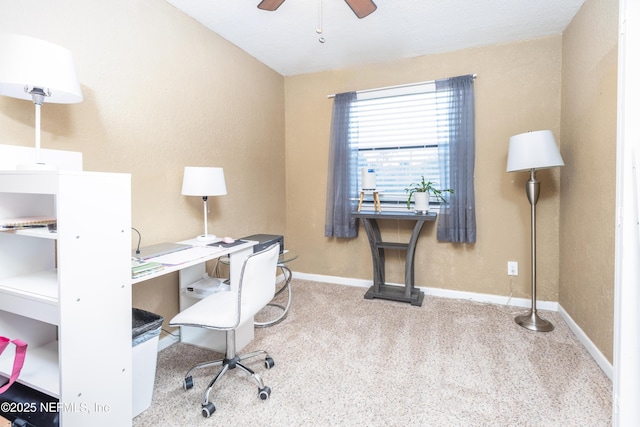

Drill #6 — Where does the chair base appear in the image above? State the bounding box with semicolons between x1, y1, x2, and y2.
171;244;281;418
182;349;275;418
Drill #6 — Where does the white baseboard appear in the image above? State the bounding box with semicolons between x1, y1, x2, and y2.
158;333;179;351
292;271;558;310
557;305;613;380
293;271;612;380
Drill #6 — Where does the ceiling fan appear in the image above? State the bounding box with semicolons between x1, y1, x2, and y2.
258;0;377;19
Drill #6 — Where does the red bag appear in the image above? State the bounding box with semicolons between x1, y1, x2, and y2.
0;337;27;393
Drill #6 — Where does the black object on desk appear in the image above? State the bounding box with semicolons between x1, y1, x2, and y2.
352;210;437;306
242;234;284;254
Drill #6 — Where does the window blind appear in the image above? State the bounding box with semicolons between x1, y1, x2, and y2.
351;82;448;206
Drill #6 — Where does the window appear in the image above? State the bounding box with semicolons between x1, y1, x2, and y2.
350;82;448;208
325;75;475;242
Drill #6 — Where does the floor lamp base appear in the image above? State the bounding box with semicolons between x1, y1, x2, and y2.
515;311;554;332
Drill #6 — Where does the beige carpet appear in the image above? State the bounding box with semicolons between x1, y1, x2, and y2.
133;279;612;426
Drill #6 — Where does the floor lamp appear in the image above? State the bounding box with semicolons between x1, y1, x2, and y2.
507;130;564;332
181;167;227;243
0;33;83;169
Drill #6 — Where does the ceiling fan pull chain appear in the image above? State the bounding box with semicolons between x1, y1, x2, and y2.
316;0;325;43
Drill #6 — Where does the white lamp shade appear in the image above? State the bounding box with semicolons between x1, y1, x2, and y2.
181;167;227;196
506;130;565;172
0;33;83;104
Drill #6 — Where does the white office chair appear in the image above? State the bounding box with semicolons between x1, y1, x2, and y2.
169;244;280;418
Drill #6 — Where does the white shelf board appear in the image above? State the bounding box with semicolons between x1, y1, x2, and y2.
0;269;58;301
14;227;57;239
0;270;58;324
0;340;59;397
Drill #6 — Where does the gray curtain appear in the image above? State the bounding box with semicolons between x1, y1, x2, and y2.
324;92;358;238
436;75;476;243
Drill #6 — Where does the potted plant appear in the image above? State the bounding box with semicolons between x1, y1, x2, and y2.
405;176;454;213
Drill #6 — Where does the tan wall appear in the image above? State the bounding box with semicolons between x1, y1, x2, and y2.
0;0;285;332
285;37;563;301
0;0;617;364
560;0;618;362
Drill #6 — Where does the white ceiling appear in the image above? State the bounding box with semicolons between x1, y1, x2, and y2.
165;0;586;76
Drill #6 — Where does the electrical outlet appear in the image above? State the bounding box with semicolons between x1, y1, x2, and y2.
507;261;518;276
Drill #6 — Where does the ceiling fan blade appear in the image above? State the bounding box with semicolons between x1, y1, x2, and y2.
344;0;377;19
258;0;286;11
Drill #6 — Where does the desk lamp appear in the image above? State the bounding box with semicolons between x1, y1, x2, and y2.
0;33;83;169
507;130;564;332
181;167;227;242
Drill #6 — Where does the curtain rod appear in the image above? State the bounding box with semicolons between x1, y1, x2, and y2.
326;73;477;98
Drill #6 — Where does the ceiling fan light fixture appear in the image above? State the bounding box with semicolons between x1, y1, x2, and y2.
258;0;377;19
258;0;286;11
345;0;377;19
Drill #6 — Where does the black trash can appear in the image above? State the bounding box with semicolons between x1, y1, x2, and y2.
132;308;163;418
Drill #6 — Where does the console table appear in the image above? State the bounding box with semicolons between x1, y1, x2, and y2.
352;210;437;306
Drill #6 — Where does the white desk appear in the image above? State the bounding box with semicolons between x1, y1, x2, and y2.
133;238;256;352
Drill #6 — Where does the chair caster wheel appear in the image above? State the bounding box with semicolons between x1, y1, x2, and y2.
265;356;275;369
183;376;194;390
258;385;271;400
201;402;216;418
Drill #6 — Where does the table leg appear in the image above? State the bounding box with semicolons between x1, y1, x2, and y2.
360;218;384;295
405;220;426;301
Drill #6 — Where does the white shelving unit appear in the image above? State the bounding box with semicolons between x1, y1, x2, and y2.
0;170;132;426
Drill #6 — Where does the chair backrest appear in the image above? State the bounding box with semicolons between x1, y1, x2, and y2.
236;243;280;325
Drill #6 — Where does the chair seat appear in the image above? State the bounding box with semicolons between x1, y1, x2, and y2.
170;291;247;330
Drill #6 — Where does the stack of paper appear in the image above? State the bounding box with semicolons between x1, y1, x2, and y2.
131;259;164;279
